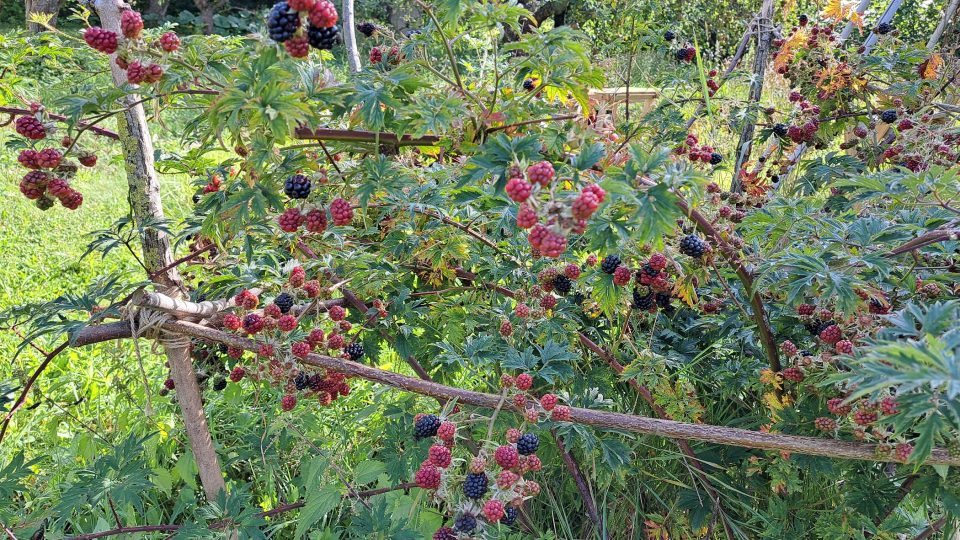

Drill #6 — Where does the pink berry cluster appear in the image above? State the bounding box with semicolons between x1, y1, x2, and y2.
782;93;822;144
369;45;402;65
674;133;722;166
277;196;352;233
500;372;572;423
219;266;358;411
11;104;89;211
505;160;606;258
817;395;912;461
83;10;180;87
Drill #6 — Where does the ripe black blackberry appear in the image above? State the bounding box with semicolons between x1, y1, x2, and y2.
212;377;227;391
307;24;339;49
600;254;621;274
294;371;310;391
414;414;441;438
516;433;539;455
663;30;675;41
502;506;518;526
675;48;690;62
284;174;311;199
522;78;536;91
678;235;706;258
640;263;659;277
275;292;295;314
876;22;893;34
553;275;572;295
880;109;898;124
709;152;723;165
267;1;300;43
798;13;808;26
632;289;654;310
192;193;202;204
462;472;488;499
805;319;835;337
357;21;376;37
657;293;675;316
345;342;364;360
454;514;477;532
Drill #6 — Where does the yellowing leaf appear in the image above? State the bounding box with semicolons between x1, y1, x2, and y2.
920;54;944;80
774;30;807;72
672;277;698;307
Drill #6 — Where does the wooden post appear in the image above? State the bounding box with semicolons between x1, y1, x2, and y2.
730;0;774;193
93;0;228;502
927;0;959;50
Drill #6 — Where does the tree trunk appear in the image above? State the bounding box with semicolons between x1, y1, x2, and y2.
93;0;228;503
730;0;774;193
927;0;959;50
145;0;169;19
342;0;361;73
25;0;64;32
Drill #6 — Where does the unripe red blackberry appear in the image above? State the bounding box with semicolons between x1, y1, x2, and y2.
497;469;519;488
780;340;798;356
835;340;854;354
505;177;533;202
327;332;344;349
159;32;181;52
827;397;852;416
437;421;456;441
551;405;571;421
229;366;246;382
516;204;537;229
329;197;353;225
277;314;297;332
227;346;244;359
223;313;242;330
818;324;842;344
35;148;62;169
514;303;530;318
469;456;486;474
303;280;321;297
292;341;312;358
19;171;48;200
782;367;804;382
324;305;344;321
120;10;144;39
338;320;352;333
164;377;176;390
894;442;912;462
571;190;600;220
305;328;325;347
60;189;83;210
258;343;275;357
495;444;520;469
814;417;836;431
539;393;557;411
852;408;877;425
308;0;338;27
539;295;557;309
500;374;515;388
513;394;526;408
526;161;555;186
278;208;304;232
15;116;46;140
506;427;522;444
613;265;632;286
516;373;533;390
880;397;899;415
78;152;98;167
499;319;513;336
797;304;815;316
428;444;452;468
284;35;310;58
83;27;118;54
17;149;40;169
369;46;383;63
235;289;260;309
563;263;581;280
281;393;297;411
483;500;505;522
243;313;265;334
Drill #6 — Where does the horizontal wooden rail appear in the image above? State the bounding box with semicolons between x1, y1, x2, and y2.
293;127;440;147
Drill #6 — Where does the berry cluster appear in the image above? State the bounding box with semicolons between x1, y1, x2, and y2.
266;0;339;55
675;133;722;166
11;105;88;211
368;45;402;65
277;196;352;233
83;10;179;87
504;160;606;258
218;266;366;411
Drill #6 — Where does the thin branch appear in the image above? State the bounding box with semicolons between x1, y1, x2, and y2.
0;107;120;139
552;429;602;532
0;340;70;444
